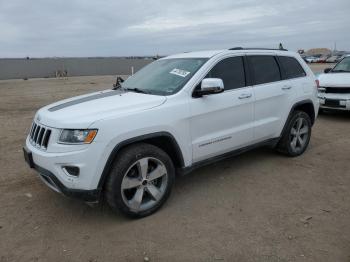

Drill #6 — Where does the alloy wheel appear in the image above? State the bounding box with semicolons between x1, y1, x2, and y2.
290;117;309;153
120;157;168;212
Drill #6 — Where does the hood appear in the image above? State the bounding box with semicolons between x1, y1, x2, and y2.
318;72;350;87
35;89;166;128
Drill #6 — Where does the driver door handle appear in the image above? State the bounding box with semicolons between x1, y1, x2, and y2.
282;85;292;90
238;93;252;99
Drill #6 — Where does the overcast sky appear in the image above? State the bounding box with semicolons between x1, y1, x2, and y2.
0;0;349;57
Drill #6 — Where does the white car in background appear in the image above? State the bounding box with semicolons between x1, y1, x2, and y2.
305;56;319;63
326;55;342;63
318;55;350;111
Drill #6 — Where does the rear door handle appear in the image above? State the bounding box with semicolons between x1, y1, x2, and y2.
282;85;292;90
238;93;252;99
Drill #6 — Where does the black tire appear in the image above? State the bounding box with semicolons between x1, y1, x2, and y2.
105;143;175;218
277;110;312;157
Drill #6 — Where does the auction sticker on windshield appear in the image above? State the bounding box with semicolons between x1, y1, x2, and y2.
170;68;190;77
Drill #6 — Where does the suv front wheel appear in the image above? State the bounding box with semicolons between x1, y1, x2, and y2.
105;143;175;218
277;110;312;157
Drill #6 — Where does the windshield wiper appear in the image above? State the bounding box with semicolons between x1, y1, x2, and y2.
124;87;150;94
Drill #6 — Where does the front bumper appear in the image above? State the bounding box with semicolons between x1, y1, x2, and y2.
23;143;101;202
318;93;350;111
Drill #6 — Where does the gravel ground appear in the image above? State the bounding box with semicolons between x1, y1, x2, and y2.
0;64;349;262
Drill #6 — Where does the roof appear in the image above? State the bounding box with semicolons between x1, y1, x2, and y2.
163;48;298;59
164;50;225;59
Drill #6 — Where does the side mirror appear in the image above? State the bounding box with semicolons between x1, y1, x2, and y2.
113;76;124;89
193;78;224;97
324;68;332;73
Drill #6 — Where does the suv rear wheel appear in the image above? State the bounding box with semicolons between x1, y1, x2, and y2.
105;143;175;218
277;110;312;156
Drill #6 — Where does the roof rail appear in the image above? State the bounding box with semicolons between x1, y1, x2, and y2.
229;47;288;51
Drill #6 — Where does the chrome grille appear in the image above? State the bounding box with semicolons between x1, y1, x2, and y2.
323;87;350;94
29;122;52;150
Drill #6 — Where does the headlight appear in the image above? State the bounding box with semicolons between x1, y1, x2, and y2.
58;129;98;144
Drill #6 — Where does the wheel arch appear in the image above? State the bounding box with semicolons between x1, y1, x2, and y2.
280;99;316;137
292;100;316;125
97;132;185;190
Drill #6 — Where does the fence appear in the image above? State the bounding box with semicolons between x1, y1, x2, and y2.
0;57;153;80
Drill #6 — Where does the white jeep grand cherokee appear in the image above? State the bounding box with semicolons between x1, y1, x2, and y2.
23;48;319;217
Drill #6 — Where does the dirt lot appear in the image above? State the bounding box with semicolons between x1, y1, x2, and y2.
0;64;349;262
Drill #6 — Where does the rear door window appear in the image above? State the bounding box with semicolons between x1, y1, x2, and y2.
278;56;306;79
247;56;281;85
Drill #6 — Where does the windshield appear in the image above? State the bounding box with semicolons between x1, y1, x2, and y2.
332;57;350;72
122;58;208;95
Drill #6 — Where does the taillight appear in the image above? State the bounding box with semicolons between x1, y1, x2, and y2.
315;79;320;88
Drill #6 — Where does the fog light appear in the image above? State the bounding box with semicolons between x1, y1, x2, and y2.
63;166;80;177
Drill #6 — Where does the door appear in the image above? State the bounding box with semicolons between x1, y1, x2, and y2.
190;56;255;163
247;55;297;141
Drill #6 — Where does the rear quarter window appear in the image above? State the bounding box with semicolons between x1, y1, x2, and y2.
278;56;306;79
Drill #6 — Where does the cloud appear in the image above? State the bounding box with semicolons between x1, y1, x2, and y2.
0;0;349;57
128;7;278;32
